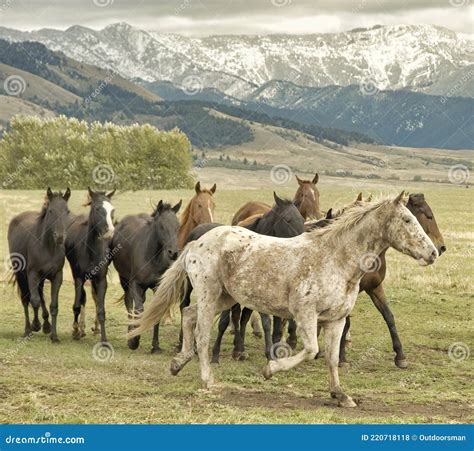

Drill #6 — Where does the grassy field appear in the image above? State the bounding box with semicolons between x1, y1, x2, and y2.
0;172;472;424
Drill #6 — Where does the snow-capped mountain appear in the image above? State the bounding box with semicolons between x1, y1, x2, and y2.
0;22;472;99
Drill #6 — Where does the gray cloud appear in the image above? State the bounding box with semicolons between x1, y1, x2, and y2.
1;0;472;34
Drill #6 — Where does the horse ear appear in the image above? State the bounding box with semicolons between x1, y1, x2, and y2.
195;181;201;194
295;175;303;186
273;191;283;206
326;208;333;219
87;186;94;198
172;199;182;213
46;187;53;199
366;194;373;202
393;191;408;204
106;189;116;199
312;173;319;185
356;192;363;202
156;200;164;213
210;183;217;194
63;187;71;201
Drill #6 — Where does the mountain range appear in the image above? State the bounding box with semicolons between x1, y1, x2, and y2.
0;23;473;150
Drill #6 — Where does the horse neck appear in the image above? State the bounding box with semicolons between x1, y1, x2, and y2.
178;215;197;249
86;215;106;262
39;213;57;252
308;213;390;279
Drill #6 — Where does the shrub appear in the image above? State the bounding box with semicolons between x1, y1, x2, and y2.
0;115;193;190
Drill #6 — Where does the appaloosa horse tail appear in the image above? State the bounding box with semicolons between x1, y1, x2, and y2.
128;249;190;338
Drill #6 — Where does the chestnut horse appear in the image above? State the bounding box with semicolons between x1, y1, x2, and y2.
177;182;216;249
231;172;321;225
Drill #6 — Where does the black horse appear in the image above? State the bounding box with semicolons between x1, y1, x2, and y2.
180;193;305;363
112;200;182;353
7;188;71;342
65;188;116;345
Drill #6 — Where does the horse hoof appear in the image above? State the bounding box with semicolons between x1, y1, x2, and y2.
395;358;408;369
31;320;41;332
170;359;182;376
262;364;273;380
50;336;60;344
91;327;100;335
72;329;82;340
151;347;162;355
232;351;242;360
42;322;51;334
211;356;220;364
338;361;350;368
286;339;297;350
23;330;32;338
127;337;140;351
338;397;357;408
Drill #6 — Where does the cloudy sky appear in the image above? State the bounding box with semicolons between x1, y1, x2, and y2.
1;0;473;35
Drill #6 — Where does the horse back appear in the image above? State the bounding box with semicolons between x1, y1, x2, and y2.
8;211;40;254
231;202;271;225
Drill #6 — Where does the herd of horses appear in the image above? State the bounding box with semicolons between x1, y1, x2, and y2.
7;174;446;407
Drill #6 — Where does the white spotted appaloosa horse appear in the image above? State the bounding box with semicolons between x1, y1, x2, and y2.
131;192;438;408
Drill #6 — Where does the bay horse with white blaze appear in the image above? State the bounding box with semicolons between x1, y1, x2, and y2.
8;188;71;342
131;192;437;408
65;188;116;345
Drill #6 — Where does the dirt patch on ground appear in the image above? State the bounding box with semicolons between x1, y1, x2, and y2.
213;387;472;422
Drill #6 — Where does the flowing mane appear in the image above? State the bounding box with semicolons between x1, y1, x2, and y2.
308;198;395;243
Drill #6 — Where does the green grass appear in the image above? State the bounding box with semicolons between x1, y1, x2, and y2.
0;178;472;424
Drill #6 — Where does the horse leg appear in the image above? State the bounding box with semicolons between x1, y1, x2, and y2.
27;271;42;332
16;271;31;336
127;282;145;350
235;307;253;360
211;309;230;364
250;312;263;338
39;280;50;334
323;318;357;408
368;284;407;368
272;316;283;344
263;311;318;379
177;281;193;351
49;271;63;343
72;278;85;340
22;301;32;337
286;320;298;349
151;324;162;354
92;278;108;344
231;305;245;360
338;316;351;367
171;304;197;376
259;313;273;360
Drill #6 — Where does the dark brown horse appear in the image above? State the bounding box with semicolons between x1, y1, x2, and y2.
112;200;182;352
177;181;216;249
8;188;71;342
231;172;322;225
65;188;116;345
